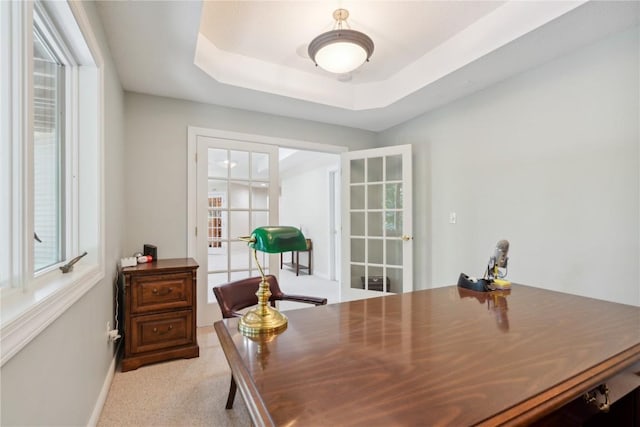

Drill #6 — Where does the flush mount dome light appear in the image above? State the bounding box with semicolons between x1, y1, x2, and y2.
308;9;374;74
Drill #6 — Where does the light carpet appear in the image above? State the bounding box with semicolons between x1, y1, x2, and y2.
97;326;250;426
98;271;338;426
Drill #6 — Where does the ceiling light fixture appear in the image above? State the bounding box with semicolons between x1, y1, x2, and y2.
308;9;374;74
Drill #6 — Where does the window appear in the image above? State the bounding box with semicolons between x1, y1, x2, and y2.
208;194;223;248
33;21;65;272
0;0;104;365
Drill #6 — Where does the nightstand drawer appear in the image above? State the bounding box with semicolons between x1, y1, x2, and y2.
130;310;194;354
130;272;193;314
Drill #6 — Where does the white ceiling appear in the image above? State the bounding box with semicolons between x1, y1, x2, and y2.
96;1;639;132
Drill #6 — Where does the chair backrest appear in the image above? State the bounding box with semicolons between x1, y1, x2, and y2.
212;275;285;318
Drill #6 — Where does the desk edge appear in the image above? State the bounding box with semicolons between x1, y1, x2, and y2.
479;343;640;426
214;320;275;427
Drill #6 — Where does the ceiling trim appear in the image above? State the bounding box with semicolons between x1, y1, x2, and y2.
194;1;586;111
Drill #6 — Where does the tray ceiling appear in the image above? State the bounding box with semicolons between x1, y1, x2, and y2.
97;1;639;131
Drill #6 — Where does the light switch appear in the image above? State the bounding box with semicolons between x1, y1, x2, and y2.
449;212;457;224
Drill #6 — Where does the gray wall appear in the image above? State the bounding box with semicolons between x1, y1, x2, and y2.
379;26;640;306
123;93;376;258
0;2;125;425
2;9;637;426
280;154;340;279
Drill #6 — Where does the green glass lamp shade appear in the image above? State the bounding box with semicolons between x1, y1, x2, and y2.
238;226;306;337
248;226;307;253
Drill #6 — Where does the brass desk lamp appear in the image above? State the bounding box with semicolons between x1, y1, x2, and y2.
238;226;307;337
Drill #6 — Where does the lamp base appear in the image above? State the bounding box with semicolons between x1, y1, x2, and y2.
239;305;288;337
492;278;512;289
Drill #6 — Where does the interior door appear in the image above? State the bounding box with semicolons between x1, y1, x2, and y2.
195;136;279;326
341;145;412;301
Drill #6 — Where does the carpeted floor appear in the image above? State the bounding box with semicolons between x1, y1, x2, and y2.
98;271;338;426
97;326;251;426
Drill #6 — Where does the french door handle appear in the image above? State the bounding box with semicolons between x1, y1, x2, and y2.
401;235;413;241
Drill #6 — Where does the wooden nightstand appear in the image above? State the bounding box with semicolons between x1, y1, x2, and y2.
120;258;199;371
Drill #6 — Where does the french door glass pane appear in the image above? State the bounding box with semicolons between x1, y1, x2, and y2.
209;242;228;270
230;271;250;282
208;149;228;178
368;266;384;292
251;152;269;179
386;240;402;266
208;272;227;294
385;212;402;237
387;268;403;293
229;181;250;209
350;212;364;236
33;27;63;272
385;183;403;209
368;212;383;237
351;264;365;289
229;211;249;240
368;239;383;264
367;157;383;182
252;211;269;228
230;151;249;179
351;185;365;209
386;155;402;181
230;241;250;270
350;159;364;183
367;184;383;209
208;180;228;204
350;239;365;263
251;185;269;209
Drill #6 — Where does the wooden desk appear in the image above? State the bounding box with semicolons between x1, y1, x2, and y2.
214;285;640;426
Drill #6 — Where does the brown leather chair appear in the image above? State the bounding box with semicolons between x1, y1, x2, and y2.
212;274;327;409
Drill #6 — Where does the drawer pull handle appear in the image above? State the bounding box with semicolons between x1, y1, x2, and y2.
583;383;610;413
152;325;174;335
152;287;173;296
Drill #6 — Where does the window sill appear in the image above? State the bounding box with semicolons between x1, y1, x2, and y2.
0;264;104;366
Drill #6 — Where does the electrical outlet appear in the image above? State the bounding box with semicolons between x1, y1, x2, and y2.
106;321;121;342
108;329;121;342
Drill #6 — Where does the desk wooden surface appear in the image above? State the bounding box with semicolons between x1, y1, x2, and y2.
214;285;640;426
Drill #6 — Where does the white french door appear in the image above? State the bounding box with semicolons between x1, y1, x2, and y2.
341;145;413;301
193;136;279;326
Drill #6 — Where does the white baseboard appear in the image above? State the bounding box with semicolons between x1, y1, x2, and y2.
314;271;331;281
87;344;120;427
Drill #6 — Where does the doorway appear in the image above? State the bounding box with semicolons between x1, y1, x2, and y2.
188;127;413;326
277;148;340;306
188;126;346;326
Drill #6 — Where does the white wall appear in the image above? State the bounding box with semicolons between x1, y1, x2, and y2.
280;153;340;279
0;2;125;425
123;93;376;258
379;25;640;306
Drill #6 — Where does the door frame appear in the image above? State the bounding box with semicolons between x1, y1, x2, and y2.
328;167;340;281
187;126;347;326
